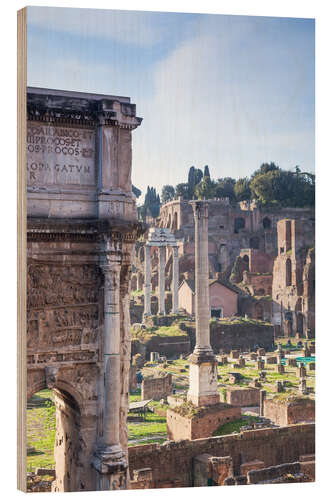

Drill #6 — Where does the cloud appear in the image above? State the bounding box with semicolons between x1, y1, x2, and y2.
28;6;192;47
132;16;314;196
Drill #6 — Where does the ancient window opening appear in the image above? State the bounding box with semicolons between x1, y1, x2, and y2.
211;308;222;318
297;313;304;335
286;258;292;286
242;254;249;272
263;217;272;230
234;217;245;234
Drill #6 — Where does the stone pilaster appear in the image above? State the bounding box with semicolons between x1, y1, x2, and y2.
158;246;166;315
187;201;220;407
172;246;179;314
93;259;127;490
144;245;151;316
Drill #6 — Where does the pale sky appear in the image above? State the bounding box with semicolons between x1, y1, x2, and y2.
27;7;315;203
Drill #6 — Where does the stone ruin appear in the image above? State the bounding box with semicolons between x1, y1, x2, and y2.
26;87;143;492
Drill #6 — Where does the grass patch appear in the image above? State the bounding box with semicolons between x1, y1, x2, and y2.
212;416;261;436
127;411;167;439
27;389;56;472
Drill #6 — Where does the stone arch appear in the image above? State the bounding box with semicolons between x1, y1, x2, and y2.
167;213;172;228
286;258;292;286
52;387;84;492
263;217;271;230
234;217;245;234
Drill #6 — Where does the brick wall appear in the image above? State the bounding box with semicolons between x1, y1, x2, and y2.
226;387;260;407
264;398;315;426
128;423;315;488
142;373;172;401
167;404;241;441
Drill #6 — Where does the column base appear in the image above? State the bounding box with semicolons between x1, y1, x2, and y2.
92;444;128;475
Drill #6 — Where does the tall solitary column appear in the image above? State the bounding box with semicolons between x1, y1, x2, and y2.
158;246;166;315
93;259;126;490
172;246;179;314
144;245;151;316
187;201;220;406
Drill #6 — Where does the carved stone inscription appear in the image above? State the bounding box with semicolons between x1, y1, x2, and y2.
27;263;103;353
27;122;96;187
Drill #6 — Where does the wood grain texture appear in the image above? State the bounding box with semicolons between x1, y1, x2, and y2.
17;6;27;492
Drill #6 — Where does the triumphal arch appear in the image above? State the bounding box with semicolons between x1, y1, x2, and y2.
26;88;143;491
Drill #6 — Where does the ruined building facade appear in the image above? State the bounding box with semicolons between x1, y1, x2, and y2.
26;88;143;491
271;219;315;337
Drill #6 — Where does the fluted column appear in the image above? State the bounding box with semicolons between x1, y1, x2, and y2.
158;246;166;315
144;245;151;316
172;246;179;314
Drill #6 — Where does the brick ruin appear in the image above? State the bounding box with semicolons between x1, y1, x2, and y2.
141;373;172;401
26;88;143;492
263;395;315;426
129;423;315;488
272;218;315;337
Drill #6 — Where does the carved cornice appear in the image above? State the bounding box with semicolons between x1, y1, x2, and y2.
27;217;146;243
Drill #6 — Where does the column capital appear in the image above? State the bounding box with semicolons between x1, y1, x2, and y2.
189;200;209;219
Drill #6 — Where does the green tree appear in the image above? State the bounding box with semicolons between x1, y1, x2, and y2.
175;183;190;199
161;185;175;204
132;184;141;198
203;165;211;179
194;176;216;200
234;177;251;201
215;177;236;200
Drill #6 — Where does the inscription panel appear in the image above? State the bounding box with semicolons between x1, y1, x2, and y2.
27;122;96;187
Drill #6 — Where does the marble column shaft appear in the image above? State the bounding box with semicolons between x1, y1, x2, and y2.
144;246;151;316
158;246;166;315
102;262;122;452
172;246;179;314
193;202;211;351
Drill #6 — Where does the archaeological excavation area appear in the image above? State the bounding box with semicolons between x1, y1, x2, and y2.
26;88;315;492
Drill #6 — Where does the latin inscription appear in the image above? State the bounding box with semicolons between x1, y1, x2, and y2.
27;122;96;187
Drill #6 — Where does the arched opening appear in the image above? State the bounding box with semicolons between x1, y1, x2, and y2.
297;313;304;335
263;217;271;230
234;217;245;234
242;254;249;272
255;303;264;320
139;246;144;263
172;212;178;231
138;273;144;290
287;320;293;337
131;275;138;291
167;214;171;228
286;258;292;286
27;386;83;493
